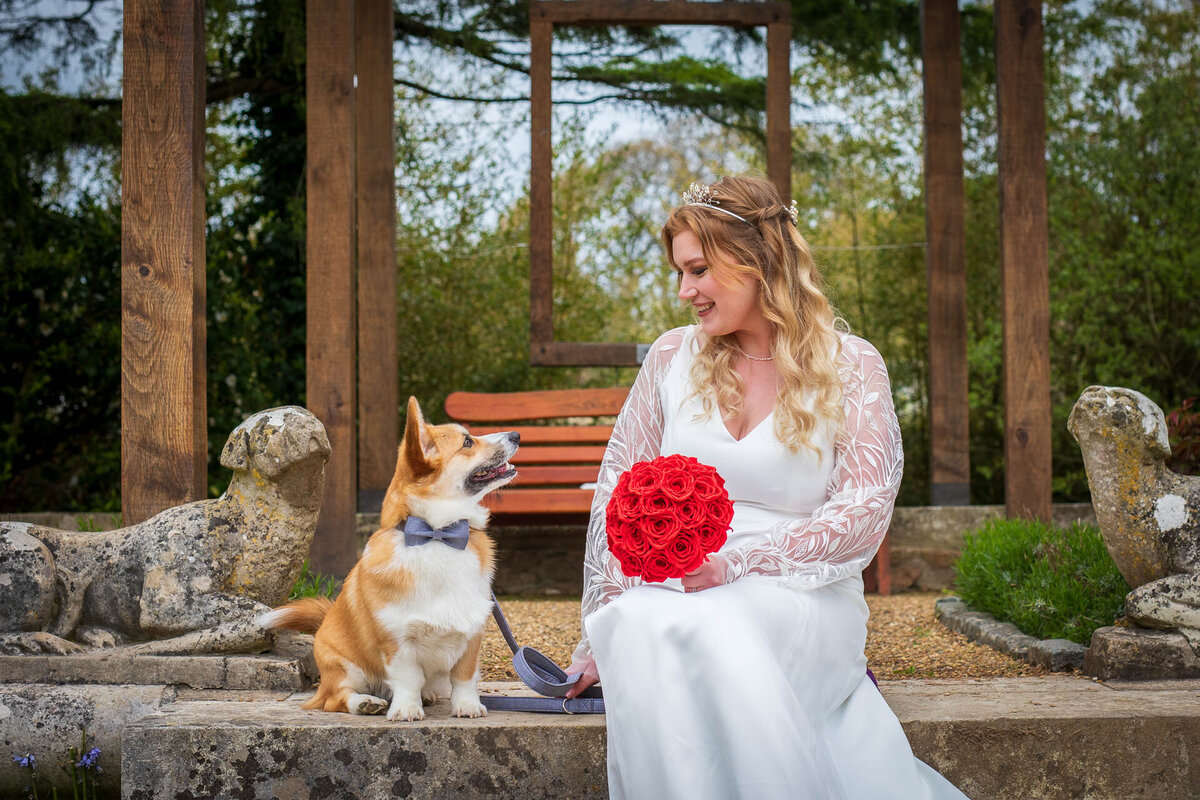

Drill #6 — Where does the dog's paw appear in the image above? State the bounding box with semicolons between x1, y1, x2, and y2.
450;699;487;719
348;693;388;716
386;702;425;722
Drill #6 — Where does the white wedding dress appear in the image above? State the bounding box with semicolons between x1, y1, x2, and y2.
569;325;968;800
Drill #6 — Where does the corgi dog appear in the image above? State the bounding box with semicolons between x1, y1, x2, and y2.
260;396;518;721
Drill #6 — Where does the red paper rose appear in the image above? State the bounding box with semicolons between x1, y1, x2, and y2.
678;499;706;526
638;493;672;517
621;523;651;557
616;489;642;521
660;469;697;502
643;514;683;547
628;464;661;495
604;454;733;583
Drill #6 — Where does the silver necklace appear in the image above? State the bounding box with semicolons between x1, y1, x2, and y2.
734;346;774;362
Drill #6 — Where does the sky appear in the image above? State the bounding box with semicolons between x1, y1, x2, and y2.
0;2;860;217
0;0;123;92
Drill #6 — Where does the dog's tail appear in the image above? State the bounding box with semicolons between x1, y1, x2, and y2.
257;596;334;634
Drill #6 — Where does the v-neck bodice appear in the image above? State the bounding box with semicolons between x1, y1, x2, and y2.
658;327;836;544
720;407;773;442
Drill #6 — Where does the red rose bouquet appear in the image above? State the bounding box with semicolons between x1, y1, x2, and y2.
604;454;734;583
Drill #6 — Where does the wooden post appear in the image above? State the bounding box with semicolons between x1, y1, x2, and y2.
995;0;1052;521
529;15;554;352
307;0;359;575
527;1;791;366
766;17;791;203
355;0;397;511
921;0;971;506
121;0;207;524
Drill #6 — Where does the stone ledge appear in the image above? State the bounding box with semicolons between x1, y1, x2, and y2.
0;632;316;692
115;677;1200;800
935;597;1088;671
1083;625;1200;680
0;651;312;691
122;690;608;800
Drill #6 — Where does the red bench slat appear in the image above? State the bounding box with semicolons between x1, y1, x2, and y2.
510;446;608;465
511;465;599;485
467;425;614;444
482;488;595;514
446;387;629;422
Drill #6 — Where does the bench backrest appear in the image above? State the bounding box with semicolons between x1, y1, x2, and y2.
444;387;630;517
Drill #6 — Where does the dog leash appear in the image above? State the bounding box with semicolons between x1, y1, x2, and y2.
481;592;875;713
481;592;605;714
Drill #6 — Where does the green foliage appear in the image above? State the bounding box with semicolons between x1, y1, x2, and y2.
0;85;123;512
1045;0;1200;499
3;0;1200;515
74;514;119;533
203;0;309;494
10;726;105;800
288;560;342;601
954;519;1129;645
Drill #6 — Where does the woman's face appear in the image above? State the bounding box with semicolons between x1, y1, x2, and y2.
671;229;766;340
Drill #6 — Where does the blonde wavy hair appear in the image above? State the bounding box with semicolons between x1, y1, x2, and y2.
661;176;846;455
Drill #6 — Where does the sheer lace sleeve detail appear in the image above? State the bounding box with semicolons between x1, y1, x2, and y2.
568;327;688;677
718;334;904;590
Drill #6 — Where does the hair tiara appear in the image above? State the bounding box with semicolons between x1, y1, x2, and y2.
681;181;799;227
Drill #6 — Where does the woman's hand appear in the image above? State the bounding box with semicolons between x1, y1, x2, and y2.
682;554;726;593
565;673;600;699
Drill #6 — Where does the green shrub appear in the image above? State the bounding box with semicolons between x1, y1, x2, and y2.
954;518;1129;645
288;560;342;602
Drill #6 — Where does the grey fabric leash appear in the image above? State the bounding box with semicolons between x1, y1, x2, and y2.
482;592;605;714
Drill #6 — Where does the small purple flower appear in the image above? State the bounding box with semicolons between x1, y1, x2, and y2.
75;746;101;769
12;753;35;769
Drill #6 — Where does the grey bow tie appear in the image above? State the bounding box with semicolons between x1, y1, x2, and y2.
402;516;470;550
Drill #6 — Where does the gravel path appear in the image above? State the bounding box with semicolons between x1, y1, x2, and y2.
481;591;1050;682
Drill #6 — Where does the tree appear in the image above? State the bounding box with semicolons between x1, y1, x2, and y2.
4;0;1199;513
0;84;122;509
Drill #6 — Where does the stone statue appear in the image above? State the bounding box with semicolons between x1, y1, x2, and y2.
1068;386;1200;650
0;406;330;656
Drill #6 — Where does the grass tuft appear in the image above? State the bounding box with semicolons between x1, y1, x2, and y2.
954;518;1129;645
288;560;342;601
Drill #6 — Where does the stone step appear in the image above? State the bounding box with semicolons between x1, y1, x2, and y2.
0;650;312;691
120;677;1200;800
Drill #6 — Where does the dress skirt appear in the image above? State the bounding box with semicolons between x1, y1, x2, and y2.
585;576;969;800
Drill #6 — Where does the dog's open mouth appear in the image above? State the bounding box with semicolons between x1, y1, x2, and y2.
469;462;516;487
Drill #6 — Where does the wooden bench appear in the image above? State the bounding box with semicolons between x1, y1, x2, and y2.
445;387;631;521
444;386;890;593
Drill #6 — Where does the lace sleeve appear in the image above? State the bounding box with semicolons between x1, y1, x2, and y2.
567;327;687;679
718;335;904;590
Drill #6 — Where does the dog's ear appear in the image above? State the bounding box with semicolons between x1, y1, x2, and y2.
401;396;437;477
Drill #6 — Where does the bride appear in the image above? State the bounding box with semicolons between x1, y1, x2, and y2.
564;176;969;799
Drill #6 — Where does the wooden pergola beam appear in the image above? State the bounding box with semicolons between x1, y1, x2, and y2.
529;0;792;367
307;0;359;575
355;0;398;511
530;14;553;352
921;0;971;505
120;0;207;525
766;14;792;205
531;0;786;25
995;0;1053;520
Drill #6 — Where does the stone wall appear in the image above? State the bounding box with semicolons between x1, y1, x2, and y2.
10;503;1097;596
887;503;1096;592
